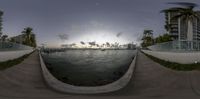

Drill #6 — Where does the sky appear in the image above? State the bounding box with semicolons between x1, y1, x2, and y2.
0;0;200;47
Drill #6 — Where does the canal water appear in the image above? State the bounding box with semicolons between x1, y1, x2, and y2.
41;49;136;86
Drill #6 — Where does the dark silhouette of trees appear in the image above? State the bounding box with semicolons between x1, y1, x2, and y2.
155;34;172;43
22;27;37;47
106;42;110;47
80;41;85;45
1;35;8;42
141;30;154;47
0;10;3;36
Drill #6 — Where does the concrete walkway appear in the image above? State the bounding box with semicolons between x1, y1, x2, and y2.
102;51;200;98
0;51;200;99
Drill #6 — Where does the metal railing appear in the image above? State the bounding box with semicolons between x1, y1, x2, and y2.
148;40;200;52
0;42;33;51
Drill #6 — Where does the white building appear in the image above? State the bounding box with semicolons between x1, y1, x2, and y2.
10;34;25;44
165;11;200;41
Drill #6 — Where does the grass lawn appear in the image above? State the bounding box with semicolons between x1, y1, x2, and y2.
143;52;200;71
0;51;34;70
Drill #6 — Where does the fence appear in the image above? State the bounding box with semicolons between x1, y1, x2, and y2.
0;42;33;51
148;40;200;52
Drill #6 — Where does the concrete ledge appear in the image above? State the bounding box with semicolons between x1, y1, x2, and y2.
142;50;200;64
0;50;34;62
39;50;137;94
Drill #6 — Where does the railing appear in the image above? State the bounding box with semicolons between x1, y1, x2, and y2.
148;40;200;52
0;42;33;51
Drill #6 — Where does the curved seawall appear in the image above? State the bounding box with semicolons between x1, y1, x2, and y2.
39;50;138;94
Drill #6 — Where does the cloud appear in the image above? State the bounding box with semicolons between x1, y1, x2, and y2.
116;32;123;38
58;34;69;41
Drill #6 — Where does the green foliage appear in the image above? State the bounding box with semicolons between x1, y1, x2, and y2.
141;30;154;48
155;33;172;44
1;35;8;41
10;38;15;43
143;52;200;71
141;37;154;47
164;24;172;31
22;27;37;47
0;10;3;35
141;32;172;48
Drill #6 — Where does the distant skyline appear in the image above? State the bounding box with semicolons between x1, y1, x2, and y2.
0;0;200;47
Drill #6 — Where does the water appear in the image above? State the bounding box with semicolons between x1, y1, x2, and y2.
41;49;136;86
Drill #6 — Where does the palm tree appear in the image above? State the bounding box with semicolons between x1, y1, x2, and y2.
106;42;110;48
161;2;199;41
155;34;172;43
164;24;172;33
22;27;33;43
30;33;36;47
0;10;3;37
141;30;154;47
80;41;85;45
0;32;2;41
1;35;8;42
22;27;35;47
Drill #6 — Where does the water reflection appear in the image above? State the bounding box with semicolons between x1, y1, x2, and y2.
41;49;135;86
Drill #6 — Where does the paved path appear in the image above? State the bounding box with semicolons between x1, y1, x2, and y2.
0;51;200;99
103;51;200;98
0;51;69;98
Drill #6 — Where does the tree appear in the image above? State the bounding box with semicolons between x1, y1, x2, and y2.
161;2;199;41
141;30;154;47
80;41;85;45
21;27;36;47
1;35;8;42
0;33;2;38
10;38;15;43
30;34;36;47
155;34;172;43
106;42;110;47
0;32;2;41
164;24;172;33
22;27;33;44
0;10;3;36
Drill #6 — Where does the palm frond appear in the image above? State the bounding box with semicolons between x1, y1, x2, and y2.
160;7;185;13
192;12;200;20
171;14;185;20
167;2;198;8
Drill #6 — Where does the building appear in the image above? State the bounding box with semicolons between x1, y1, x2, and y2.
10;34;25;44
127;43;136;50
165;10;200;41
193;11;200;41
0;10;3;35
